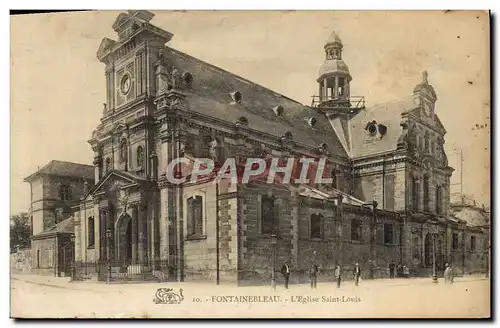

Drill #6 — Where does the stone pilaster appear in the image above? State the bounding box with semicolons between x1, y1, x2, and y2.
401;216;411;265
336;195;344;265
131;204;138;264
137;204;148;263
290;190;299;268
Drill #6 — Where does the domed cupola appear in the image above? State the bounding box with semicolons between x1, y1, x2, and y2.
318;30;352;81
311;29;365;115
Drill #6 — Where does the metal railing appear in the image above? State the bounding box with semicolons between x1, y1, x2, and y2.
310;95;365;110
72;259;175;282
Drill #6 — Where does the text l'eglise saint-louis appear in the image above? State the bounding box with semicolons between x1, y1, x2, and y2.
290;295;361;304
209;295;361;303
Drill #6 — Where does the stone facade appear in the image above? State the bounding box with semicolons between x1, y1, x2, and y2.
24;160;94;236
64;11;490;284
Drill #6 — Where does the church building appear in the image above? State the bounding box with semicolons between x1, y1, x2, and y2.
67;10;488;284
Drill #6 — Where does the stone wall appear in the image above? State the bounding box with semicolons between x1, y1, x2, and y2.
10;248;33;274
237;183;406;285
182;180;238;282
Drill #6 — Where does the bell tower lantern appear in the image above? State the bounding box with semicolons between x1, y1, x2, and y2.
311;30;365;114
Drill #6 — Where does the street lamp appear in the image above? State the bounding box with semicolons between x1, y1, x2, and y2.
271;234;277;291
106;228;112;284
70;234;75;282
432;234;438;283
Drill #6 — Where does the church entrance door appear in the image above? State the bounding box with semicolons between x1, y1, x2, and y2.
117;214;135;265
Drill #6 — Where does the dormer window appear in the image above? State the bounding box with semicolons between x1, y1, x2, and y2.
236;116;249;126
182;72;193;86
307;117;317;127
230;91;242;104
366;121;377;135
318;142;328;154
273;105;284;117
365;120;387;138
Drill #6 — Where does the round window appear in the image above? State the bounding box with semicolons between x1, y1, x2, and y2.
120;74;131;95
368;123;377;135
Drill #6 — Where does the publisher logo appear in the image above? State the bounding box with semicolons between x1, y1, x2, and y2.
153;288;184;304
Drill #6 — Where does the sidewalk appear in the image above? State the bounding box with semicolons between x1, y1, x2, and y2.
11;272;489;294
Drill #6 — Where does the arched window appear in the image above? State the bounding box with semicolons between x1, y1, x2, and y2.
120;139;128;163
423;176;430;212
136;146;144;168
435;186;443;214
88;217;95;247
187;196;203;237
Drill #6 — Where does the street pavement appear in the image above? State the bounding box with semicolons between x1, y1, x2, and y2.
10;273;490;318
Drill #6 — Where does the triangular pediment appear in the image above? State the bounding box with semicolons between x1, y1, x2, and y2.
96;37;117;60
90;170;146;195
113;122;127;134
112;13;130;31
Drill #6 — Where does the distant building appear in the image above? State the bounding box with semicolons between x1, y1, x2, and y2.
39;10;488;283
449;195;490;275
23;160;94;275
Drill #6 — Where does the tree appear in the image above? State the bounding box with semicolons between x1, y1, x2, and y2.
10;212;30;253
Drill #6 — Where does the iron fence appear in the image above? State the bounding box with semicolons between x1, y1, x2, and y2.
72;259;175;282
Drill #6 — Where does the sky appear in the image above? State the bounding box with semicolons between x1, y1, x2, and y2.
10;10;490;214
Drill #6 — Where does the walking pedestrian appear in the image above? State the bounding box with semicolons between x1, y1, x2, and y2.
396;262;403;277
353;263;361;286
444;263;454;284
309;261;319;289
334;265;342;288
403;264;410;278
281;261;291;289
389;261;395;278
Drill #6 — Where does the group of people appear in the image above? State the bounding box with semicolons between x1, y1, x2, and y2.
388;261;410;278
278;260;456;289
279;261;362;289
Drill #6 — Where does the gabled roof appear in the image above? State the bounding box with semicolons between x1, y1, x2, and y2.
163;47;348;159
32;216;74;239
297;184;366;206
24;160;95;183
349;97;417;158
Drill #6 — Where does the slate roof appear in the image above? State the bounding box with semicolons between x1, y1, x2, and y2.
349;96;418;158
164;47;349;159
24;160;95;182
33;216;74;239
